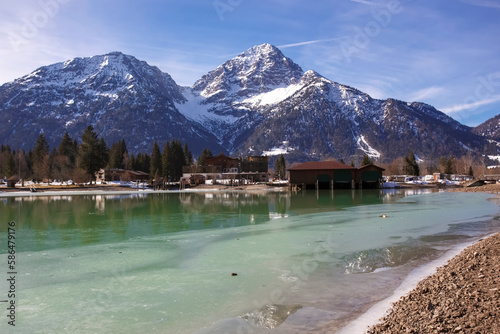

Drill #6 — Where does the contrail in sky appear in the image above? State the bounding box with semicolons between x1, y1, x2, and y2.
278;38;344;49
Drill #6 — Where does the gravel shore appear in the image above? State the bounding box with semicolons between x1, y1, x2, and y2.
367;232;499;333
366;181;500;334
366;185;500;333
446;183;500;194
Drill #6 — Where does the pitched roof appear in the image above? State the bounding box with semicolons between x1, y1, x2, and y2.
358;163;386;171
205;154;239;166
288;161;355;171
104;168;149;176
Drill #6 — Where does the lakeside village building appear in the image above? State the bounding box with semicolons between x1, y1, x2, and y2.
96;169;149;183
182;154;270;185
183;155;385;189
288;161;385;190
95;156;386;189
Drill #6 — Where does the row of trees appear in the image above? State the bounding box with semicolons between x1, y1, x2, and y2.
382;151;476;177
337;151;475;178
0;126;199;184
0;128;483;185
149;140;195;182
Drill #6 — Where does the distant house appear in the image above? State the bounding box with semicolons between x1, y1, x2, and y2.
6;175;18;188
240;156;269;182
182;154;239;182
288;161;384;189
205;154;240;173
182;154;269;184
450;174;473;182
96;168;149;183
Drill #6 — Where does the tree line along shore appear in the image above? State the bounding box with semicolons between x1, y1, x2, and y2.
0;124;488;188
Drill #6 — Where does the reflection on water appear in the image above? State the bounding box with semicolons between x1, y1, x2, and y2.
0;188;495;334
0;189;422;252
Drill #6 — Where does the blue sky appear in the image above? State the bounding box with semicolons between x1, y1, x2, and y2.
1;0;499;126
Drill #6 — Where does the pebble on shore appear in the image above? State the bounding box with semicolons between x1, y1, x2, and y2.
367;232;500;334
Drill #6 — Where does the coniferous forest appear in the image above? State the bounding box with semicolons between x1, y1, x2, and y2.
0;124;483;185
0;125;195;184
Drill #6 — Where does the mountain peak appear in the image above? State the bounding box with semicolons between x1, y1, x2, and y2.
61;51;132;69
192;44;303;99
1;45;495;163
300;70;324;83
105;51;126;56
242;43;282;56
235;43;292;69
8;50;185;108
48;52;180;97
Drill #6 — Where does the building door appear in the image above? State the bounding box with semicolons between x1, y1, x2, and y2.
317;174;331;189
360;171;382;189
334;170;353;189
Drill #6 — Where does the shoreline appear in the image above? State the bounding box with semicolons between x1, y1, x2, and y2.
336;185;500;333
0;183;287;198
335;232;499;333
0;181;462;198
365;231;499;333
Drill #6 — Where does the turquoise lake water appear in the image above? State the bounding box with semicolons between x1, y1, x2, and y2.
0;189;499;333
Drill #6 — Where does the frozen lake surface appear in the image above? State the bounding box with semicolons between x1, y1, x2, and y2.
1;189;498;333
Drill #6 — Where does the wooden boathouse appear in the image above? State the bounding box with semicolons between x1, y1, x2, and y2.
288;161;385;189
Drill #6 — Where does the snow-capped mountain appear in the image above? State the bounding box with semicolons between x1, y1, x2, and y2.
0;44;496;162
175;44;491;161
193;44;303;101
228;68;490;162
0;52;222;154
175;43;304;148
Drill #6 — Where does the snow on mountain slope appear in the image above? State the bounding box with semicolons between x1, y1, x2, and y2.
175;43;306;146
357;135;381;159
175;89;238;124
192;43;304;100
241;83;304;107
0;44;496;163
0;52;222;154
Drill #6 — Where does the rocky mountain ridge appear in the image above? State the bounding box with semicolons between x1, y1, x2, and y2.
0;51;223;154
0;44;497;163
473;114;500;141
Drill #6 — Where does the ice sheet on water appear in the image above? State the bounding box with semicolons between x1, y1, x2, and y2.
4;191;500;334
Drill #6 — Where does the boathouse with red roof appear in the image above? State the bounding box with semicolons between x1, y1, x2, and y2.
288;161;384;189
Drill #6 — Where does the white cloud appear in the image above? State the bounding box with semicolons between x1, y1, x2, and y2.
439;95;500;115
408;86;446;102
278;38;344;49
460;0;500;9
349;0;385;7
